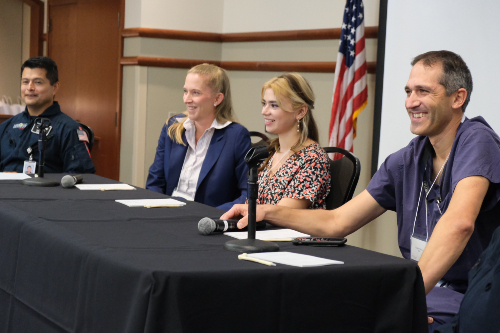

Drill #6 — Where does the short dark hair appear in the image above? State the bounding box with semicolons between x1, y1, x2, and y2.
21;56;59;85
411;50;473;112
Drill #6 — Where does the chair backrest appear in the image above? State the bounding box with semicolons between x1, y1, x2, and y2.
78;122;95;152
249;131;270;148
323;147;361;210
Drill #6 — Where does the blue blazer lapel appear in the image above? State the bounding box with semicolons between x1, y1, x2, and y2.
197;129;226;189
166;133;188;194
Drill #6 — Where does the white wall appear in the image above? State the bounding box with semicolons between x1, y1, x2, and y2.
378;0;500;167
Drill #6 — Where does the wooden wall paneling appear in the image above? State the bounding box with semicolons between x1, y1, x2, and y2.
48;2;78;121
23;0;45;57
75;0;121;180
48;0;121;180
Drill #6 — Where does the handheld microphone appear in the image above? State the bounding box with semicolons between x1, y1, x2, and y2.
198;217;267;235
61;174;83;188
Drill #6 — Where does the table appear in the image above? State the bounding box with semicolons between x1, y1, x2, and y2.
0;174;427;333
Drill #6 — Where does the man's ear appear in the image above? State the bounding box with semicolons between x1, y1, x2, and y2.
452;88;467;110
52;81;60;97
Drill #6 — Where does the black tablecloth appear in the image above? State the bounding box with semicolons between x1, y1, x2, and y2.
0;174;427;333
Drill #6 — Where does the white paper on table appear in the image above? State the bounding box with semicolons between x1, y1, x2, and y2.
76;184;136;190
248;251;344;267
224;229;309;241
115;199;186;207
0;173;30;180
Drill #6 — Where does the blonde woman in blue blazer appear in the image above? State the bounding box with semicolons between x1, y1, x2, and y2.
146;64;251;211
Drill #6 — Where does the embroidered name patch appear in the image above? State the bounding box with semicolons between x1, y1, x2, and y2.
13;123;28;130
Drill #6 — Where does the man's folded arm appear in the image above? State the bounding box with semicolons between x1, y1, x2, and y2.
417;175;489;294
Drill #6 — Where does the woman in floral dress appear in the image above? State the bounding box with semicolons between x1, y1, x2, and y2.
258;73;331;209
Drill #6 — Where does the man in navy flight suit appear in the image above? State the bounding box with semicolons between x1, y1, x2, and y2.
0;56;95;174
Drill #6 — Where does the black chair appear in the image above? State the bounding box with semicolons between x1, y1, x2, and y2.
249;131;270;148
323;147;361;210
78;122;95;152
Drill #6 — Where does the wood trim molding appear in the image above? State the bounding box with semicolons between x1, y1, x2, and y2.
23;0;44;57
122;28;222;42
122;26;378;43
121;56;376;74
222;26;378;42
121;57;219;69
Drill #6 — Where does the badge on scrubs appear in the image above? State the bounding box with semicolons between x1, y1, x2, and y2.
23;160;36;175
410;234;427;262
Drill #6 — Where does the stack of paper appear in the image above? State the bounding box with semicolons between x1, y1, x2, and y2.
115;199;186;208
225;229;309;241
0;173;30;180
76;184;136;191
247;252;344;267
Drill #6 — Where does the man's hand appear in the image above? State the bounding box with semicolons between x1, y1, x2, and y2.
221;204;249;229
220;204;267;229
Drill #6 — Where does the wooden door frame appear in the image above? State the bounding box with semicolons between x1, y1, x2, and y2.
22;0;45;57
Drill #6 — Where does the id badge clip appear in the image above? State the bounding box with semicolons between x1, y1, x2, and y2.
410;234;427;262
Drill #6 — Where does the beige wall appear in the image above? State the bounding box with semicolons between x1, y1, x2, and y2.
0;0;24;102
124;0;224;32
0;0;47;105
120;0;401;258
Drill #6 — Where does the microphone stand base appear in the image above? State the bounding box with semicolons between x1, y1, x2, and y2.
224;239;279;253
22;177;59;187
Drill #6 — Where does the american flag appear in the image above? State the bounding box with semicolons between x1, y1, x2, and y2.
328;0;368;158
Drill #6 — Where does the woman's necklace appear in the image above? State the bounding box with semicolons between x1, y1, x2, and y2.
267;149;291;178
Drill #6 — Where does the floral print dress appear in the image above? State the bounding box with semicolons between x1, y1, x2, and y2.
257;142;331;209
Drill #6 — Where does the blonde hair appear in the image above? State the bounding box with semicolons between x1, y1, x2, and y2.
259;73;319;170
168;63;236;144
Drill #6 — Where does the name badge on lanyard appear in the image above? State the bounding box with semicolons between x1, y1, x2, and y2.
410;146;450;262
410;234;427;261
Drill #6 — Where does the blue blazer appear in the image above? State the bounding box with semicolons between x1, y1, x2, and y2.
146;117;251;211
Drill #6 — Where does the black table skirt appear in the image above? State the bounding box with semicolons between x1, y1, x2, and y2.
0;174;427;333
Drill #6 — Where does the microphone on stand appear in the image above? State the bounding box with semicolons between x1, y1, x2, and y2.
61;174;84;188
223;146;279;253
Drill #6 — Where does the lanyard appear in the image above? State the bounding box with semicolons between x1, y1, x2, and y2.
411;151;450;241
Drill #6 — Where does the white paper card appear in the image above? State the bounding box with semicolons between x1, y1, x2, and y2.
224;229;309;240
76;184;136;190
248;252;344;267
115;199;186;207
0;173;31;180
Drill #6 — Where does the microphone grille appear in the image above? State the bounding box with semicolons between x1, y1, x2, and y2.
61;175;75;188
198;217;216;235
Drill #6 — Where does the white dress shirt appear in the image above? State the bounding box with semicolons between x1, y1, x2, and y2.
172;118;231;201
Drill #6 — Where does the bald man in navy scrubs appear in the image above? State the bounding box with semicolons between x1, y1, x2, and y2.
222;50;500;331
